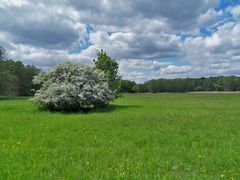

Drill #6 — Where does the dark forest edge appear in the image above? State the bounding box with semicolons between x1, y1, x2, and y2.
0;59;40;96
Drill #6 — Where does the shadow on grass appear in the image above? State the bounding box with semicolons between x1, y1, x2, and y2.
89;104;141;114
0;96;31;100
38;104;141;115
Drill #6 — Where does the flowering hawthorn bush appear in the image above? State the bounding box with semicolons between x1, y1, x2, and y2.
32;62;114;111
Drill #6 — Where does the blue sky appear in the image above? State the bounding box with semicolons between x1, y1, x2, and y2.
0;0;240;82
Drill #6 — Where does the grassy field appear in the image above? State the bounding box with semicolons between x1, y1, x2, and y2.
0;94;240;179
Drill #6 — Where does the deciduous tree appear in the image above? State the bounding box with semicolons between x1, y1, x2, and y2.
93;50;121;96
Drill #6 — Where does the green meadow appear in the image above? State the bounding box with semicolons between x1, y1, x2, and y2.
0;93;240;179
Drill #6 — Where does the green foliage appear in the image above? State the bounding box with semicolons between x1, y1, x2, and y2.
120;76;240;93
0;71;18;96
93;50;121;96
1;93;240;179
0;60;40;96
194;86;204;91
32;62;114;112
131;84;140;93
141;76;240;93
119;80;142;93
119;80;136;93
0;46;5;61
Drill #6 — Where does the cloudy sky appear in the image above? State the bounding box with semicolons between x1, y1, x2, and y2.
0;0;240;82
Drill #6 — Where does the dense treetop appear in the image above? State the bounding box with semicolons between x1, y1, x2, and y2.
0;60;40;96
94;50;121;96
0;46;5;61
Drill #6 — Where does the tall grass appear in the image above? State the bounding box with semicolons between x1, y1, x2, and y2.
0;93;240;179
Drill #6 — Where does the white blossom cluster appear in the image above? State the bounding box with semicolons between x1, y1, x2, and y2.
32;62;114;111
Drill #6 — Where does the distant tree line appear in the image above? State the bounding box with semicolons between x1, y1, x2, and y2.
0;47;40;96
119;77;240;93
1;46;240;96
